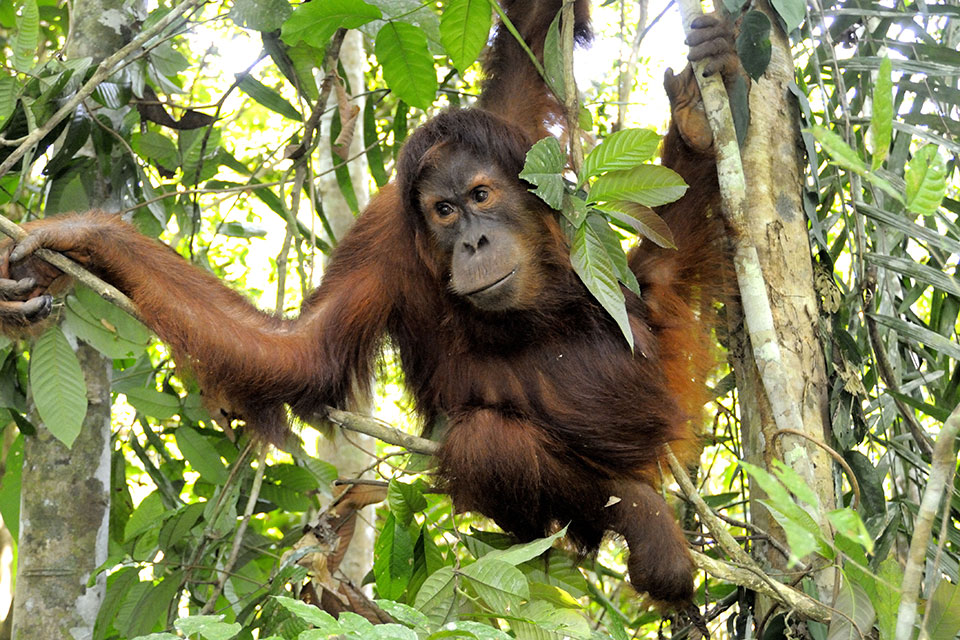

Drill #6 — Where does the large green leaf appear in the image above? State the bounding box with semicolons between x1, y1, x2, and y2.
413;565;457;625
236;74;302;121
30;326;87;448
12;0;39;73
375;22;437;110
0;75;18;131
519;136;567;210
570;220;633;350
587;215;640;298
770;0;805;32
904;144;947;216
827;577;876;640
175;616;241;640
588;164;687;208
461;558;530;613
280;0;381;47
373;513;414;600
579;128;660;186
870;57;893;169
176;427;229;485
486;527;566;565
926;579;960;640
230;0;292;32
595;201;676;249
439;0;491;73
736;10;772;82
273;596;339;631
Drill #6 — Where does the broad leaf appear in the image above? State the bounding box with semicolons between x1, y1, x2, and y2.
440;0;491;73
595;201;676;249
486;527;567;565
280;0;381;48
927;579;960;640
589;164;687;208
519;136;566;209
570;219;633;350
579;128;660;185
236;74;302;121
588;215;641;298
176;427;229;485
12;0;39;73
414;566;457;625
375;22;437;110
230;0;292;32
904;144;947;216
30;326;87;448
770;0;805;33
828;577;876;640
373;513;414;600
461;558;530;613
273;595;339;631
736;10;772;82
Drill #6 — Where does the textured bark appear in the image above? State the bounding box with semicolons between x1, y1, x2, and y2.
12;345;111;640
729;1;835;593
11;1;128;637
314;31;376;586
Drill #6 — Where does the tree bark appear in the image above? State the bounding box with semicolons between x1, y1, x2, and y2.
314;30;377;586
12;1;129;637
730;0;836;597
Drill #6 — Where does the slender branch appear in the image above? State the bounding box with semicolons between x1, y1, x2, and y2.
0;0;206;179
675;0;804;439
692;552;829;623
0;214;138;318
665;447;754;567
895;401;960;640
560;0;583;172
322;408;439;456
201;444;269;615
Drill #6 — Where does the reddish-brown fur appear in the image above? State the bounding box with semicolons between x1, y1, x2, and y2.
0;0;732;607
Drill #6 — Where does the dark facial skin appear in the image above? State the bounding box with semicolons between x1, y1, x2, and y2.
417;149;546;311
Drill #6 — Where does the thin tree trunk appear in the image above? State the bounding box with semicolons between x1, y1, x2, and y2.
729;0;836;598
314;30;377;586
11;1;130;637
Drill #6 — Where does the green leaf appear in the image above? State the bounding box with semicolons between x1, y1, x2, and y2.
0;75;18;130
561;192;588;227
588;215;641;298
176;427;229;485
375;22;437;110
870;57;893;169
12;0;39;73
519;136;566;209
124;491;166;542
588;164;688;208
461;558;530;613
874;559;901;640
364;95;389;187
769;0;805;32
0;435;22;542
570;219;633;350
486;527;567;565
123;387;181;420
579;128;660;186
869;313;960;361
373;513;414;600
230;0;292;32
175;616;241;640
413;566;457;625
736;10;772;82
63;285;150;360
280;0;381;47
771;459;819;509
595;201;676;249
927;579;960;640
30;326;87;448
542;9;565;102
274;596;340;632
827;577;875;640
810;126;903;201
236;74;302;121
388;479;427;526
513;601;591;639
904;144;947;216
440;0;491;74
827;509;873;554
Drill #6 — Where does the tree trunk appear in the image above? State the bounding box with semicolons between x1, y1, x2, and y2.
11;1;130;637
314;30;376;586
730;0;836;597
